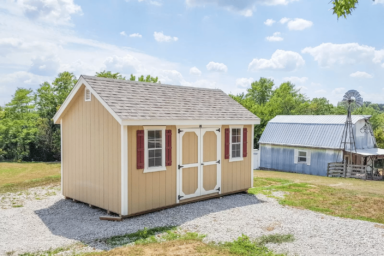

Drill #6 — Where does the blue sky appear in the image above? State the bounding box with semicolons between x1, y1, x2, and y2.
0;0;383;105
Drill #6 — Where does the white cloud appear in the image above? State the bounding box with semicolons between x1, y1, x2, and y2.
266;32;283;42
206;61;228;72
302;43;384;68
315;89;327;94
120;31;127;36
248;50;305;72
264;19;275;26
350;71;373;78
185;0;298;17
16;0;82;26
283;76;308;84
129;33;142;38
149;0;162;6
280;17;290;24
189;67;202;76
297;85;308;91
332;87;346;95
153;31;178;42
236;77;254;88
374;0;384;4
287;18;313;30
29;55;61;76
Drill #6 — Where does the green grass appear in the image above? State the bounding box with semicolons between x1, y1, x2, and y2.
249;175;384;224
0;160;61;194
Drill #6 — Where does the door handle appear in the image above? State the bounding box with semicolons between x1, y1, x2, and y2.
201;163;204;165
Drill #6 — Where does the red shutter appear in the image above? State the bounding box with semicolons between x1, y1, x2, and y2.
243;128;248;157
165;130;172;166
225;128;230;159
137;130;144;169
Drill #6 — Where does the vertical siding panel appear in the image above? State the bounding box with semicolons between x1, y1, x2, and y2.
108;113;113;212
86;89;91;204
98;101;103;207
103;107;109;210
78;94;83;202
112;115;117;212
117;120;121;214
128;127;132;214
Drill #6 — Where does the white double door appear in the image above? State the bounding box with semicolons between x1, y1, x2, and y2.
177;127;221;201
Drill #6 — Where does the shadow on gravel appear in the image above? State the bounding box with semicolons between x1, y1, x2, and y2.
35;193;261;249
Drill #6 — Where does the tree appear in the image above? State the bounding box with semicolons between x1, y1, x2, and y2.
96;71;126;80
246;78;274;106
137;75;160;83
332;0;376;18
0;88;38;160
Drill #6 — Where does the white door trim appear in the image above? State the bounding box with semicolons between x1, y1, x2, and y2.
178;128;201;200
200;128;221;196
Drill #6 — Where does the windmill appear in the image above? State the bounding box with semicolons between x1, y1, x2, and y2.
338;90;363;168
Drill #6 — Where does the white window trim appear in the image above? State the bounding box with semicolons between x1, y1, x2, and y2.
294;149;311;165
85;88;91;101
229;125;243;162
297;150;307;164
144;126;166;173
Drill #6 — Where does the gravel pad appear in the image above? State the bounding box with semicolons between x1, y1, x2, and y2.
1;190;383;256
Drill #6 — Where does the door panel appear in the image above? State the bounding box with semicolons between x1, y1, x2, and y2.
203;131;217;162
203;165;217;191
182;167;199;195
178;127;221;201
182;132;198;165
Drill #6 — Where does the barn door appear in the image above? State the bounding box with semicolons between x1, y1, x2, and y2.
178;129;201;200
178;127;221;201
200;128;221;195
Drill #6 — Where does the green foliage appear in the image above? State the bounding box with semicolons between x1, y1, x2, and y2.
105;226;205;247
257;234;295;246
220;234;286;256
137;74;160;83
332;0;376;19
95;70;126;80
231;77;384;149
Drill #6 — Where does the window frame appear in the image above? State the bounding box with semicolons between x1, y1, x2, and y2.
229;125;243;162
144;126;166;173
297;150;307;164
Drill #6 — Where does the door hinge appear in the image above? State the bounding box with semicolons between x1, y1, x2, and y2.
216;128;220;132
178;165;184;169
178;195;183;200
178;129;183;134
216;187;221;192
216;160;220;164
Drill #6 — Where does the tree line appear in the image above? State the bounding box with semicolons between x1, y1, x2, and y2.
0;71;159;161
1;73;383;161
229;78;384;148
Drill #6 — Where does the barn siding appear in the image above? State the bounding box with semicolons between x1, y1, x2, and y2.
127;126;177;215
62;85;121;214
260;144;342;176
221;125;252;193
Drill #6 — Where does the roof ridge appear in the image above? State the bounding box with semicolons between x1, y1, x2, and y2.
81;75;222;92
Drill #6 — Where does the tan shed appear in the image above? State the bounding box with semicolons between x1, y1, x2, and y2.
53;76;260;217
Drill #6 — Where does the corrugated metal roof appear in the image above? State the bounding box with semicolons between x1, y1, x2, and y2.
270;115;370;124
259;115;371;149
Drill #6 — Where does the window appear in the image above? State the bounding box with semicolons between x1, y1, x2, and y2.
85;88;91;101
230;126;243;162
148;130;162;167
144;126;166;173
294;149;311;165
298;151;307;163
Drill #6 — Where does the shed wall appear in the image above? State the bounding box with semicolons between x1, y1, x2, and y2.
260;144;342;176
62;85;121;214
354;120;375;149
221;125;252;193
127;126;177;215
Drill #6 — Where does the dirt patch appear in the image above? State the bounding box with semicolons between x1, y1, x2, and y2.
263;222;282;232
98;240;229;256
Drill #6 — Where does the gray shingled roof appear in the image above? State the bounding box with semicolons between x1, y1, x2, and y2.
83;75;259;121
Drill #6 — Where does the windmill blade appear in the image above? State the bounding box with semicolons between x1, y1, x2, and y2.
342;90;364;107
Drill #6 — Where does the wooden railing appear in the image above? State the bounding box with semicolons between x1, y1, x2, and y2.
327;162;345;177
346;164;367;179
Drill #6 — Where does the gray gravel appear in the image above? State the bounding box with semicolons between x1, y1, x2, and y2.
1;188;383;256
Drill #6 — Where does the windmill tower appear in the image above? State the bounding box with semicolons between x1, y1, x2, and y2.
339;90;363;168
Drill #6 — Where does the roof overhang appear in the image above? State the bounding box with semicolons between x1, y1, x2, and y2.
53;76;122;125
258;142;342;150
346;148;384;156
121;119;260;126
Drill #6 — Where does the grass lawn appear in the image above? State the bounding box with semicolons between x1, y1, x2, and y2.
251;170;384;224
0;162;61;194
